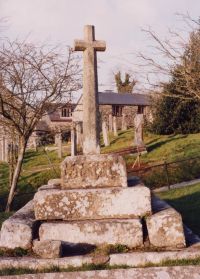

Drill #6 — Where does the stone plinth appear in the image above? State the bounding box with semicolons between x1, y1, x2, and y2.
146;208;186;249
34;186;151;221
0;201;37;249
61;154;127;189
39;219;143;248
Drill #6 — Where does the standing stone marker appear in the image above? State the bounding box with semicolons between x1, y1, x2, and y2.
55;131;62;159
71;124;77;156
75;121;83;147
113;116;118;136
109;114;113;131
122;113;127;131
102;120;110;147
134;113;144;147
74;25;106;155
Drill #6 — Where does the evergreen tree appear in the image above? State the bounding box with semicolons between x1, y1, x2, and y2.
150;30;200;134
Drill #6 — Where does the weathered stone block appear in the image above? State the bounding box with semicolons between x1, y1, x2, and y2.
0;201;37;249
33;240;62;259
146;208;186;249
61;154;127;189
39;219;143;248
34;186;151;220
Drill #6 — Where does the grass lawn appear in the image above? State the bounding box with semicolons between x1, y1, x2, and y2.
101;129;200;165
0;146;67;214
157;182;200;236
1;130;200;223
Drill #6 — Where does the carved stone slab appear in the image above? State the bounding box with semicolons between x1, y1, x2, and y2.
61;154;127;189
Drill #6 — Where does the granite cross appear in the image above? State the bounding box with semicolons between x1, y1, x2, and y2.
74;25;106;154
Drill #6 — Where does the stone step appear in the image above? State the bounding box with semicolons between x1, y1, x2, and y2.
34;186;151;221
147;195;186;249
61;154;127;189
39;219;143;248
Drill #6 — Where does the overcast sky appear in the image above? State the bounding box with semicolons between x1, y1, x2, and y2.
1;0;200;93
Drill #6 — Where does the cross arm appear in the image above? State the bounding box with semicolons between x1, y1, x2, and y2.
74;40;87;51
74;40;106;52
93;40;106;51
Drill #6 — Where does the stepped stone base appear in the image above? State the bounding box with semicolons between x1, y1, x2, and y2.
34;186;151;221
0;201;37;249
61;154;127;189
146;208;186;249
39;219;143;248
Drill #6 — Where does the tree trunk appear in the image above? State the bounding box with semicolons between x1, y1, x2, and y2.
5;140;27;212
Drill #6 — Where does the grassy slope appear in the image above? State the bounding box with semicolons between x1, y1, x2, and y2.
102;130;200;165
1;130;200;225
1;130;200;198
157;183;200;236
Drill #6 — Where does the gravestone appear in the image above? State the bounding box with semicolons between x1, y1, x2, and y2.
102;120;110;146
122;113;127;131
113;116;118;136
108;114;113;131
134;113;144;147
71;124;77;156
74;25;106;155
75;121;83;147
55;131;62;158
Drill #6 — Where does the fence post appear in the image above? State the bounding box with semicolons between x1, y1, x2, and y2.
164;161;170;190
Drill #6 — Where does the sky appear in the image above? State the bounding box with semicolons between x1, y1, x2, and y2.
1;0;200;94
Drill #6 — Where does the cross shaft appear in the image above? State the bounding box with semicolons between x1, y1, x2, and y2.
74;25;106;155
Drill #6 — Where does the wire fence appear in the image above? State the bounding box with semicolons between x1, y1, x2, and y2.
128;155;200;190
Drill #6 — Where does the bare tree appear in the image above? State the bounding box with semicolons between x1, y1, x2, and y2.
138;14;200;100
0;40;81;211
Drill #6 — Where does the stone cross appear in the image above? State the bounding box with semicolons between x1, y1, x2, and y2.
74;25;106;154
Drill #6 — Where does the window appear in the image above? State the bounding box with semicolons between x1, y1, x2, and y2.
112;105;123;117
61;107;72;117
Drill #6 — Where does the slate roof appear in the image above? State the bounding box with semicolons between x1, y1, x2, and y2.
98;92;151;106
